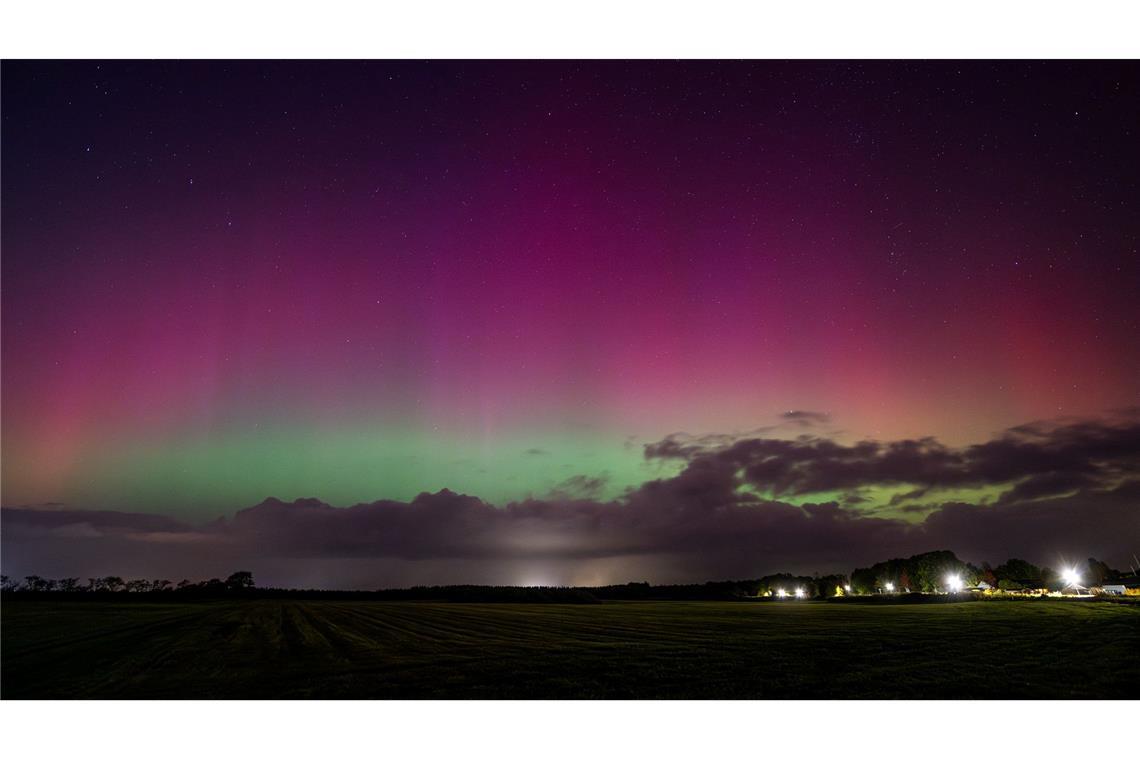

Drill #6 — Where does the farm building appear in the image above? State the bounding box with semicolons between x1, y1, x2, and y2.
1094;579;1140;596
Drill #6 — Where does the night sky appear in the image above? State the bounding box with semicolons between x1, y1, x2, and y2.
3;61;1138;587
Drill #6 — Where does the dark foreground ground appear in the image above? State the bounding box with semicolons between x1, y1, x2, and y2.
3;599;1138;698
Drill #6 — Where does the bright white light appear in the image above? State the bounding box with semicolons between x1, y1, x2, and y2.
844;585;852;592
776;588;787;598
794;587;805;598
1062;568;1081;587
945;574;963;592
884;582;895;592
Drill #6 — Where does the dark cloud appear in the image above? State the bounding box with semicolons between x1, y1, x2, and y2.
993;472;1097;505
917;486;1139;566
548;474;609;500
780;410;832;427
1;506;191;537
217;492;513;560
645;410;1140;500
3;413;1138;588
889;487;933;506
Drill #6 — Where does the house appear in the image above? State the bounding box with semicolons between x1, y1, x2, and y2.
1095;579;1140;596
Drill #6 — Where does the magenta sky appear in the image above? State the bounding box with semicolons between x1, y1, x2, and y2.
2;62;1139;584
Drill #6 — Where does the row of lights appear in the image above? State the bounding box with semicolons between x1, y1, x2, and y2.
774;568;1085;598
881;568;1082;594
777;577;965;596
775;587;807;598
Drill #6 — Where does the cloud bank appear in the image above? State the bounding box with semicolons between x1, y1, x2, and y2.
3;412;1138;588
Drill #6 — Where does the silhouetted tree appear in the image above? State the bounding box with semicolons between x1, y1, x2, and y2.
850;567;877;594
1087;558;1115;585
225;571;255;591
994;558;1042;584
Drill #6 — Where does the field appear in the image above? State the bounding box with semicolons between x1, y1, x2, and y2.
3;599;1138;698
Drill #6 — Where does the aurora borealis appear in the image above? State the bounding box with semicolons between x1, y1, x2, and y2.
3;61;1139;587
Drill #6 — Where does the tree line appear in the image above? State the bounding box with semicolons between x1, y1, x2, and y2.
1;571;254;594
848;551;1130;595
588;574;849;601
2;552;1134;601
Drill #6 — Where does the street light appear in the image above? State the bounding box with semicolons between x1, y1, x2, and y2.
884;582;895;592
945;574;964;592
794;587;805;599
776;588;787;598
1062;568;1082;590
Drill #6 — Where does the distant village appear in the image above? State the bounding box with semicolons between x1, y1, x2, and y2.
760;549;1140;599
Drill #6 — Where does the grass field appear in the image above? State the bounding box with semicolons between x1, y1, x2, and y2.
3;599;1138;698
